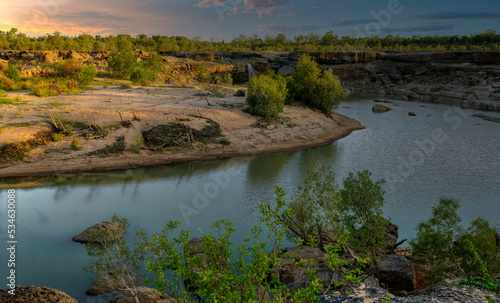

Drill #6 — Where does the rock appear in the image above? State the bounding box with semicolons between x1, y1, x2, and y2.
86;272;135;295
277;246;342;291
474;90;491;100
72;221;124;244
21;67;41;78
430;85;445;92
407;92;422;100
408;112;417;116
372;104;392;112
277;65;295;76
0;286;77;302
112;286;176;303
0;58;8;72
41;51;61;64
166;78;175;85
377;74;392;85
376;255;416;291
430;96;445;103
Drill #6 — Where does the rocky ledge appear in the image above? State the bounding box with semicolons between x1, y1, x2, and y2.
0;286;77;303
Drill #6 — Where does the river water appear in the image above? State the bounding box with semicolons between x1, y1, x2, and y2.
1;94;499;301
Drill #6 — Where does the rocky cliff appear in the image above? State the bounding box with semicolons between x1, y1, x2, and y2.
2;49;499;110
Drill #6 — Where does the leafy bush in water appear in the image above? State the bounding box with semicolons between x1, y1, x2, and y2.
291;54;345;113
75;65;97;87
4;64;21;82
246;73;287;120
130;66;157;86
109;50;138;79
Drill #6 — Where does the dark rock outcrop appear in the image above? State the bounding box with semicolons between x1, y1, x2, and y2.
0;286;77;302
72;221;124;244
376;255;416;291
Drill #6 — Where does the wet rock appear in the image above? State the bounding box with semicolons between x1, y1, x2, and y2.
408;112;417;116
72;221;124;244
372;104;393;112
0;286;77;302
474;90;491;100
376;255;416;291
407;92;422;100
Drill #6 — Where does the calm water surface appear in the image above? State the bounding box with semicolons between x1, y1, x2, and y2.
1;95;499;301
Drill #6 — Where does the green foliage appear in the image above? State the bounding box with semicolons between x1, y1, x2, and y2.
339;170;387;275
4;64;21;82
131;136;145;153
246;73;287;120
213;73;233;86
410;198;500;285
51;133;65;142
292;54;321;103
291;54;345;113
130;66;157;86
84;215;147;302
145;53;164;73
234;89;245;97
74;65;97;87
71;137;81;151
279;166;340;248
109;50;138;79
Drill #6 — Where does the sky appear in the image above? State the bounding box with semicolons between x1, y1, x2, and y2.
0;0;499;40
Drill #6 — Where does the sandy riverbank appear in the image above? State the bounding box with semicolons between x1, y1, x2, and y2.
0;83;363;181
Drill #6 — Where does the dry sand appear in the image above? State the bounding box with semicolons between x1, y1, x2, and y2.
0;83;363;180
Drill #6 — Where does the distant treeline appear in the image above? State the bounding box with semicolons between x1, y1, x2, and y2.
1;28;500;52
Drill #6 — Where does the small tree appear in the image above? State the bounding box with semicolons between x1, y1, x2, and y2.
84;215;147;303
246;73;287;120
130;66;157;86
339;170;387;274
409;198;462;283
4;64;21;82
109;50;138;79
74;65;97;87
292;54;321;103
309;69;345;113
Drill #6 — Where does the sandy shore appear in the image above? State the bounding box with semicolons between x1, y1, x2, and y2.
0;83;363;180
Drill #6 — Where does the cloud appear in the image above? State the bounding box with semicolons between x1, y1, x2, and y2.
194;0;290;18
258;24;322;33
328;18;373;27
415;12;500;21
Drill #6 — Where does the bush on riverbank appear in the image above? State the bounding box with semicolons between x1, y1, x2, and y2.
291;54;345;113
246;73;287;120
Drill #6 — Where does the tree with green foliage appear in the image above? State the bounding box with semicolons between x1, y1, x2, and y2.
246;73;287;120
291;54;345;113
130;66;157;86
84;215;147;303
108;50;138;79
410;198;500;285
4;64;21;82
74;65;97;87
339;170;387;275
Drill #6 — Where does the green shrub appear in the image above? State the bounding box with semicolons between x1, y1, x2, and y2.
131;136;145;153
4;65;21;82
34;86;60;98
309;69;345;113
130;66;157;86
145;53;164;73
51;133;65;142
0;75;14;90
292;54;321;103
246;73;287;120
234;89;245;97
109;50;138;79
71;137;81;151
291;54;345;113
213;73;233;86
74;65;97;87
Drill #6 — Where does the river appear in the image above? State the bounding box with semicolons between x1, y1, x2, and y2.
1;94;499;301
